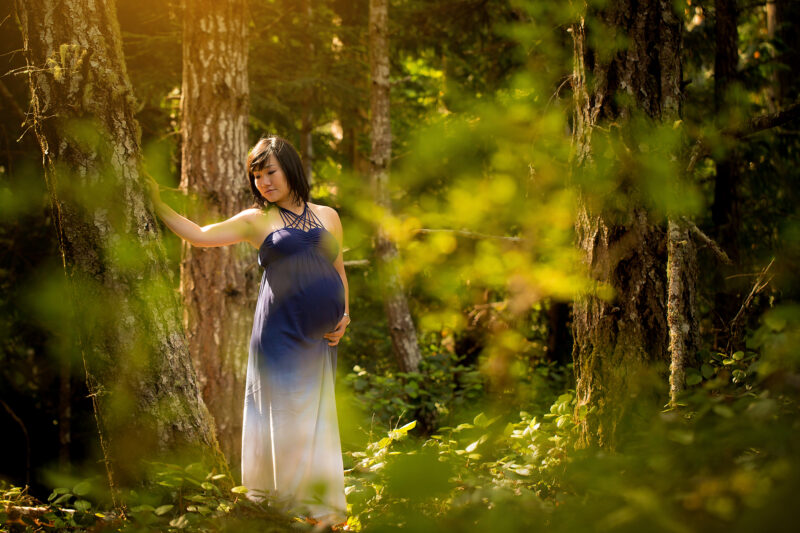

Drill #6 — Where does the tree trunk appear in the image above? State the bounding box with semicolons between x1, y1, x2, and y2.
180;0;253;480
570;0;684;449
369;0;422;373
712;0;741;264
769;0;800;108
667;216;699;406
711;0;744;355
15;0;229;506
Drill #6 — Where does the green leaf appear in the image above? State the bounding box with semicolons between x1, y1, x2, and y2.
473;412;488;428
52;493;72;505
701;363;715;379
733;351;745;361
72;481;91;496
230;486;249;494
73;500;91;512
465;434;488;453
155;504;174;516
169;514;189;528
131;504;155;513
48;487;69;501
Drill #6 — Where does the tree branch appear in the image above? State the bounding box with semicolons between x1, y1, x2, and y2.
724;100;800;139
726;257;775;354
415;228;523;242
681;216;733;265
344;259;370;268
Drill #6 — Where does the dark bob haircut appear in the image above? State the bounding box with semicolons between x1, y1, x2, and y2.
247;135;309;209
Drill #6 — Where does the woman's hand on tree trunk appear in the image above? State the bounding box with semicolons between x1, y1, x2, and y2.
145;175;162;207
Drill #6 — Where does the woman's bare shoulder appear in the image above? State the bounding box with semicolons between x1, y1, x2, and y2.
309;203;342;239
309;202;339;220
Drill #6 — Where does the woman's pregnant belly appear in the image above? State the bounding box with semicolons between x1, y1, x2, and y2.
263;252;344;342
295;271;344;339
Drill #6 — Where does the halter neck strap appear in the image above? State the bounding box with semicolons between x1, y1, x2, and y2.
276;202;324;231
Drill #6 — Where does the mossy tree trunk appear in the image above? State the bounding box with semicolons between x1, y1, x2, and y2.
369;0;422;373
180;0;254;479
15;0;229;506
570;0;694;448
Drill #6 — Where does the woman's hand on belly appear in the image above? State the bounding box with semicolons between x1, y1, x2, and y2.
323;315;351;346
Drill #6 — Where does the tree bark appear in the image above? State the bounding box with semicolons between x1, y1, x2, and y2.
667;216;699;406
180;0;254;480
570;0;685;449
15;0;229;506
369;0;422;373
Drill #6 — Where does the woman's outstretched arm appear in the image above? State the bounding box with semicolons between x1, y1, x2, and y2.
147;177;259;248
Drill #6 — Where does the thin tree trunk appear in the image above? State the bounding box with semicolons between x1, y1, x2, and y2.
15;0;229;506
710;0;744;356
180;0;253;480
570;0;684;449
712;0;741;264
667;216;699;406
770;0;800;108
369;0;422;373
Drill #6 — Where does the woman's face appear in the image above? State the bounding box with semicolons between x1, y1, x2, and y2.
253;154;292;205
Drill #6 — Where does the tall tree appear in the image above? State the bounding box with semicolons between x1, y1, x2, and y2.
15;0;229;505
180;0;253;476
570;0;687;448
369;0;422;372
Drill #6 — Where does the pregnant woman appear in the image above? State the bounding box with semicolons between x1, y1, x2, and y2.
148;135;350;529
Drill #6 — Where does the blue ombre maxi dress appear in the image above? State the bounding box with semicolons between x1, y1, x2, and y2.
241;203;347;521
